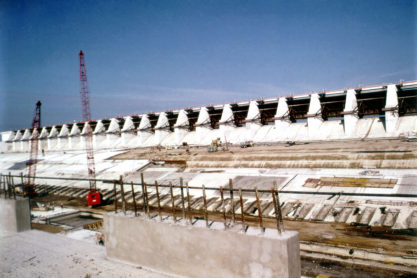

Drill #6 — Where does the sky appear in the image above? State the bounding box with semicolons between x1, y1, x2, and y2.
0;0;416;132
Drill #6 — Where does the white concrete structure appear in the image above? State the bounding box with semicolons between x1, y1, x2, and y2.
2;81;416;151
307;93;323;138
343;89;359;136
138;115;153;144
385;84;399;134
0;198;31;237
105;213;300;278
174;109;189;145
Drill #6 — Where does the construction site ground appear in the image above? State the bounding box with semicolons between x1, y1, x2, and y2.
2;138;417;277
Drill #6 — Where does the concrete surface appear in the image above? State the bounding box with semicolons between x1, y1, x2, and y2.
0;198;31;236
0;229;172;278
104;213;301;278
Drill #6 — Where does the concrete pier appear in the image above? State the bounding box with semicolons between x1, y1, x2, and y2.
0;198;31;236
104;213;300;278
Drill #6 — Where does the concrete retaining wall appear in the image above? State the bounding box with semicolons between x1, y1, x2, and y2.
104;213;300;278
0;198;31;236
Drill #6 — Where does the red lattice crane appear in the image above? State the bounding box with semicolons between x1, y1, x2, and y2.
25;100;41;196
79;50;101;205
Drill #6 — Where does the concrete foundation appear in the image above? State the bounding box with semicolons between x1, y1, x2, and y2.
0;198;31;237
104;213;300;278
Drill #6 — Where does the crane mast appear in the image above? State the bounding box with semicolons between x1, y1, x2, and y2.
26;100;41;196
79;50;101;205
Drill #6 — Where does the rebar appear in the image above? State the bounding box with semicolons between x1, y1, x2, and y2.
140;173;146;214
255;187;264;232
202;185;208;227
169;182;176;222
180;178;186;220
271;187;281;233
229;179;235;224
113;180;117;212
186;182;192;223
131;181;137;216
119;176;126;215
155;181;162;220
144;181;149;217
220;186;227;229
239;188;245;232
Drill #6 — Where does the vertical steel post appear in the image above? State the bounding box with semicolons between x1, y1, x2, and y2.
239;188;245;232
271;187;281;233
229;178;235;224
155;181;162;220
186;182;192;223
180;178;186;220
220;187;227;229
144;181;149;217
169;182;176;222
202;185;208;228
140;173;146;214
131;182;137;216
274;183;284;231
119;176;126;215
113;180;117;212
255;187;264;232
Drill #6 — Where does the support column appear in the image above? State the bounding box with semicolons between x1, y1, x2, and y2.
196;107;213;145
121;116;137;147
154;112;170;145
343;89;359;137
384;84;399;134
93;120;106;149
245;101;261;141
275;97;291;131
47;126;58;151
137;115;153;144
174;110;189;145
219;104;235;143
306;93;323;136
106;118;121;148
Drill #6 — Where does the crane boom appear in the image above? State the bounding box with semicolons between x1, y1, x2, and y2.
26;100;41;196
79;50;101;205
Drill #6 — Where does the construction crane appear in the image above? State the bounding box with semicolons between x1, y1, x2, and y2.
25;100;41;196
79;50;101;206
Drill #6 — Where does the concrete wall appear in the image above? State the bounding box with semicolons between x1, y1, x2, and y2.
104;213;300;278
0;198;31;237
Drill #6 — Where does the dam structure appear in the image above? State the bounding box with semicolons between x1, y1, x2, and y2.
1;81;417;152
1;81;417;276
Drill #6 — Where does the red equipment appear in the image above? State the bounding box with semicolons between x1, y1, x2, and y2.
79;50;101;205
26;101;41;196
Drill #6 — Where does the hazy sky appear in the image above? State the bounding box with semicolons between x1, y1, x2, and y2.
1;0;416;131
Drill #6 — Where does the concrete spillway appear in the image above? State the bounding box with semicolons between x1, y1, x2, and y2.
1;81;417;152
